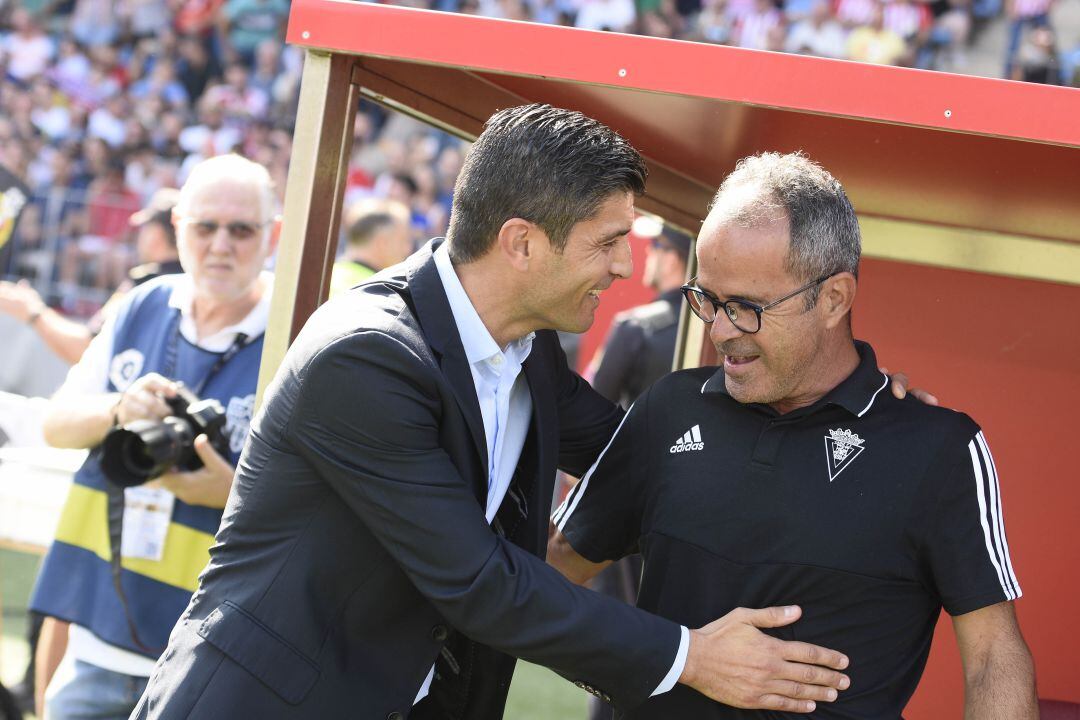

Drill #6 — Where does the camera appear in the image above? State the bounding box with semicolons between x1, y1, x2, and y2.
100;383;229;487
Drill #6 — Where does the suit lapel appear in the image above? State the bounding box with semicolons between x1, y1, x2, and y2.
522;341;557;553
406;241;489;492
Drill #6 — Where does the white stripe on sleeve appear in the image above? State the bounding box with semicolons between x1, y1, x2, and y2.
968;439;1015;600
975;431;1021;598
552;404;634;533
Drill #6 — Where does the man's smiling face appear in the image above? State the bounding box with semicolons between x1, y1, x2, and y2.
524;191;636;334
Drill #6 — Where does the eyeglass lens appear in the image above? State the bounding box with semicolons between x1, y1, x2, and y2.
192;220;261;240
685;289;760;333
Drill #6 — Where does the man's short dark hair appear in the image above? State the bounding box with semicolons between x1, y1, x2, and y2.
446;104;648;263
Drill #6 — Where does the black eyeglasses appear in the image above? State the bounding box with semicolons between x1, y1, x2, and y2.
680;272;837;334
185;218;270;241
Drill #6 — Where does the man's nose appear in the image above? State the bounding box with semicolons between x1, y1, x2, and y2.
709;311;744;346
208;227;233;253
610;238;633;280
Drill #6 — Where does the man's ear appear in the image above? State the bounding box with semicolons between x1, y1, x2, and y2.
821;272;857;330
266;215;283;255
496;217;541;272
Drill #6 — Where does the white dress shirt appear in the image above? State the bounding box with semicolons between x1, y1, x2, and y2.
416;243;687;704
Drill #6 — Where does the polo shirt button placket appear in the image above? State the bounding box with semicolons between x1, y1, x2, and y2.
431;624;449;642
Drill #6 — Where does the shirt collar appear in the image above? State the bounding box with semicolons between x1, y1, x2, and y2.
167;272;273;351
433;242;534;366
702;340;889;418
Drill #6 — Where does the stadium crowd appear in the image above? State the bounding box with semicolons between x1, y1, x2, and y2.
0;0;1077;318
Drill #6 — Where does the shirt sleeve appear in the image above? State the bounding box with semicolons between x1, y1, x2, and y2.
923;428;1022;616
57;305;120;396
552;389;648;563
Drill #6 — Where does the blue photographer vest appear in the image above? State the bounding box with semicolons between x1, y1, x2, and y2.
30;275;265;657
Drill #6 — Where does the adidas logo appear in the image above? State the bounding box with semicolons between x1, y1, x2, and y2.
669;425;704;453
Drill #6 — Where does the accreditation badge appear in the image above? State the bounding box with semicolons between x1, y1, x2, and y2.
121;486;175;561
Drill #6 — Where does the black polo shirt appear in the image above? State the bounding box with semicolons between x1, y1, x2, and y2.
554;341;1020;719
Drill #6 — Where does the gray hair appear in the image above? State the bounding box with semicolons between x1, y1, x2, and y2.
177;154;277;222
710;152;860;306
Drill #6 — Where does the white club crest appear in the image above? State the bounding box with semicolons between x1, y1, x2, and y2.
108;349;145;392
225;393;256;455
824;428;865;481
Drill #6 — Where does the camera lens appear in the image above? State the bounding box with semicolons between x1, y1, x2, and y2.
101;417;195;487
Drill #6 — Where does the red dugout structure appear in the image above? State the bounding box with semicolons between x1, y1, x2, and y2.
268;2;1080;714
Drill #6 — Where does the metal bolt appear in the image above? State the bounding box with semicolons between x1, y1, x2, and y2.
944;109;952;118
302;31;311;40
618;68;627;78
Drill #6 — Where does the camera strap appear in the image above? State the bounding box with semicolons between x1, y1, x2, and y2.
106;481;160;654
105;317;255;654
160;309;254;396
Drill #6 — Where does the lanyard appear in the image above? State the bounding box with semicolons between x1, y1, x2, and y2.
160;310;251;397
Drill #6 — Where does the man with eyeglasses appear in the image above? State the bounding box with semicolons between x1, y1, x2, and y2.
28;154;279;720
550;152;1036;719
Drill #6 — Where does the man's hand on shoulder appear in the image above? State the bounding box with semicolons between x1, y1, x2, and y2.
881;367;939;406
680;605;850;713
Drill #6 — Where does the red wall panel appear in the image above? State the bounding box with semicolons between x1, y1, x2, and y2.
856;259;1080;715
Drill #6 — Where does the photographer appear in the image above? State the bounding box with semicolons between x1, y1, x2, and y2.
27;154;279;720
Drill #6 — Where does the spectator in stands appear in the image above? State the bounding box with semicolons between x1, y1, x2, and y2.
204;63;269;126
119;0;172;41
221;0;291;65
70;0;122;50
847;2;908;64
691;0;734;44
329;197;413;297
734;0;784;49
575;0;638;32
58;158;140;295
1005;0;1055;75
129;58;190;108
29;155;277;720
835;0;878;28
921;0;973;69
2;9;55;84
786;0;847;57
175;34;219;102
178;96;243;159
1013;25;1063;82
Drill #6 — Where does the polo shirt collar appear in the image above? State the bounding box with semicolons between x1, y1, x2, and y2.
821;341;890;417
702;340;889;418
433;241;534;367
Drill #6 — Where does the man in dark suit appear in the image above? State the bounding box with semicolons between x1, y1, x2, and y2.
132;105;853;720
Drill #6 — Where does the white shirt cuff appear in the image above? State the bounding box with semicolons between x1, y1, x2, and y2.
650;625;689;697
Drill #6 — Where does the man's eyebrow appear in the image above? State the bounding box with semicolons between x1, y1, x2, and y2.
697;280;763;305
597;226;632;244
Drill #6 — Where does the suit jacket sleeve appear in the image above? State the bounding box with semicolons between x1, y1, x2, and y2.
544;330;627;478
284;329;679;709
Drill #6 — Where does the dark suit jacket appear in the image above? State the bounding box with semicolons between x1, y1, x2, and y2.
132;241;682;720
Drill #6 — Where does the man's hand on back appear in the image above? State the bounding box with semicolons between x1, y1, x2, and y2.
680;605;850;713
